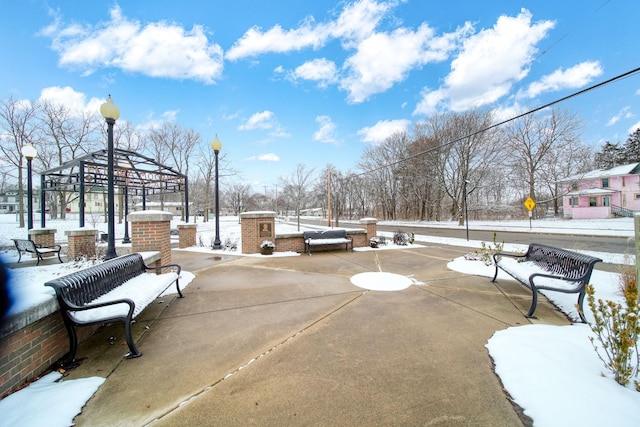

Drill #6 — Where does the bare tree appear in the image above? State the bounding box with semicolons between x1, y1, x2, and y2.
357;132;410;220
39;100;101;219
280;163;316;230
0;97;41;227
422;110;499;223
504;107;584;216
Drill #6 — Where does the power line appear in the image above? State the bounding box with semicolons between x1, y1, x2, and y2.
352;66;640;179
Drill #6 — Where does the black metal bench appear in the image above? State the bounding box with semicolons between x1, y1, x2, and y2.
12;238;63;265
491;243;601;322
45;253;183;366
303;230;353;255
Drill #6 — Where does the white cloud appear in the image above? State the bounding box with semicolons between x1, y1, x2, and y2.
342;22;472;103
290;59;338;87
522;61;603;98
40;5;223;83
414;9;555;115
226;0;389;60
357;119;410;145
238;110;276;130
38;86;104;117
244;153;280;162
313;115;338;144
606;106;633;126
628;121;640;134
238;110;290;138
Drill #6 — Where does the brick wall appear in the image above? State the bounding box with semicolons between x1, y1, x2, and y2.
177;224;196;249
29;228;57;258
0;312;97;397
129;210;172;267
240;211;276;254
65;229;98;260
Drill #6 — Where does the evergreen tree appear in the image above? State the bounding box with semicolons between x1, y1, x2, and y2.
620;128;640;163
594;141;622;169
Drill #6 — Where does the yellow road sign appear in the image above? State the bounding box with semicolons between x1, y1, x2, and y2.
524;197;536;211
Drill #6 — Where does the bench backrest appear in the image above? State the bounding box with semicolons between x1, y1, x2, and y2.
303;230;348;240
525;243;602;282
45;253;146;307
12;239;37;251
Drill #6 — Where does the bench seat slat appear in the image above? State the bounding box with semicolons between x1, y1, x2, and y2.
305;238;351;245
69;272;179;323
302;230;353;255
45;253;183;365
491;243;601;323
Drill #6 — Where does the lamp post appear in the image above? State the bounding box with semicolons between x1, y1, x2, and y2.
21;143;37;232
122;185;131;244
211;134;222;249
100;95;120;260
464;179;470;241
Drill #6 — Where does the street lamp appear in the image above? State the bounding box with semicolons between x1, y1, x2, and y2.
100;95;120;260
211;134;222;249
464;179;470;241
21;143;37;232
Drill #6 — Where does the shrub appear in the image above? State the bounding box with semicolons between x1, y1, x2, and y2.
223;238;238;251
393;230;410;246
586;263;640;390
475;232;504;266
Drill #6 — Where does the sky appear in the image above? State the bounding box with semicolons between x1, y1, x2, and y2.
2;1;640;190
1;215;639;425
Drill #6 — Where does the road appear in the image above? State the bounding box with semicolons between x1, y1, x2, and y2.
297;218;635;255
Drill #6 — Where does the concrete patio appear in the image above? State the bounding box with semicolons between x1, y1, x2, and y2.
63;244;570;426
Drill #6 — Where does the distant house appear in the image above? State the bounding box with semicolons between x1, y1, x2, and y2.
558;163;640;219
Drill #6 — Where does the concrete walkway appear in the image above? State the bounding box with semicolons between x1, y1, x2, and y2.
66;245;571;426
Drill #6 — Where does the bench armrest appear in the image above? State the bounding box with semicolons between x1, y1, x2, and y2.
529;272;586;292
492;252;523;263
144;263;182;275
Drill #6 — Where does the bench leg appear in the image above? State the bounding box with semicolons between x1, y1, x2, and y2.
576;292;587;323
525;288;538;319
58;315;80;368
491;265;499;282
124;320;142;359
56;250;63;264
175;279;184;298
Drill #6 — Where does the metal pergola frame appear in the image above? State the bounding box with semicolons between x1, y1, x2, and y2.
39;148;189;228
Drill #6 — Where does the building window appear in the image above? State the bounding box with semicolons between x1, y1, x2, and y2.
603;196;610;207
635;194;640;200
601;178;609;188
589;197;597;207
570;197;578;206
570;182;578;191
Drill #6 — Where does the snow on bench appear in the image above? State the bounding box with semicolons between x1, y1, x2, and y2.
491;243;601;322
303;230;353;255
45;253;182;365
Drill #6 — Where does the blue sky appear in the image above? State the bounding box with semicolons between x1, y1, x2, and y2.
2;1;640;189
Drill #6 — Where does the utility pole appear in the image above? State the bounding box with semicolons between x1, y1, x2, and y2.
327;169;331;227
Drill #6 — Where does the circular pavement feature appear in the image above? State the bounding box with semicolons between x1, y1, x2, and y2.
350;271;413;291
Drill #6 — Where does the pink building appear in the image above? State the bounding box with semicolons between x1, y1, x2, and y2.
559;163;640;219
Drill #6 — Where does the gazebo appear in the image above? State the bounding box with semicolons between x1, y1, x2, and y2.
39;148;189;229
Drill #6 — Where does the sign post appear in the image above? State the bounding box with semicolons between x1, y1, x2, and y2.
524;197;536;230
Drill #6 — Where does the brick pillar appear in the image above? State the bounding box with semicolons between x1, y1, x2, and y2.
240;211;276;254
128;210;172;267
65;229;98;260
359;217;378;241
177;223;197;249
28;228;57;258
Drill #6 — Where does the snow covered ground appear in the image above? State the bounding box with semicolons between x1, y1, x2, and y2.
0;214;639;426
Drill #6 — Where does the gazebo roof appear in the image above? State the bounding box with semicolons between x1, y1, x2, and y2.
41;148;187;196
